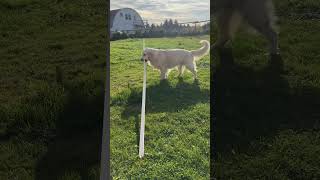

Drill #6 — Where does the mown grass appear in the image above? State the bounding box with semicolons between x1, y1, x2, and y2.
212;0;320;178
1;0;320;179
274;0;320;16
110;36;210;179
0;0;107;179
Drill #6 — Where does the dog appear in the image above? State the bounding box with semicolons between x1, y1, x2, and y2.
141;40;210;80
212;0;279;55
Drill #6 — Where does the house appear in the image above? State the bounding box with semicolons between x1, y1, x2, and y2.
110;8;145;36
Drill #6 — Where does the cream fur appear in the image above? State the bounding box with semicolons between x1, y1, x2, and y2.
141;40;210;80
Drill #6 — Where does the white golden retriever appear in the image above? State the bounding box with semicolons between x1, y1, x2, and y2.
141;40;210;80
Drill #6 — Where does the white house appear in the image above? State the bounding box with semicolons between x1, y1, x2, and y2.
110;8;145;35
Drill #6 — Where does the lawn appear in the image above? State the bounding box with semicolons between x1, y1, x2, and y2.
110;36;210;179
212;0;320;179
0;0;107;179
1;0;320;179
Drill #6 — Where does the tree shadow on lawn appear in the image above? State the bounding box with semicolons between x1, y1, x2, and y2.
35;85;104;180
213;50;320;154
111;78;210;151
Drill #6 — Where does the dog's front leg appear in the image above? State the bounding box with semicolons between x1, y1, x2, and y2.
160;69;167;80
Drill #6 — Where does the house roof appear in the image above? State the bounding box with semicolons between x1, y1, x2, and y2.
110;9;120;29
110;8;144;29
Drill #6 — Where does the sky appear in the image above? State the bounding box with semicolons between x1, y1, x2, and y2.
110;0;210;25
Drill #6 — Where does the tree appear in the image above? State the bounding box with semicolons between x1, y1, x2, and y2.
163;19;168;28
174;19;180;34
145;23;150;30
150;23;156;31
168;19;173;27
174;19;179;28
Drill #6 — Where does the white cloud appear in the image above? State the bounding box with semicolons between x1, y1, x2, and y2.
110;0;210;24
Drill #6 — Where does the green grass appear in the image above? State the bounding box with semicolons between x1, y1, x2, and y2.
110;36;210;179
212;1;320;178
274;0;320;16
1;0;320;179
0;0;107;179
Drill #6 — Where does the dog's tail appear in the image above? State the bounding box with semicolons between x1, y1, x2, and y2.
191;40;210;61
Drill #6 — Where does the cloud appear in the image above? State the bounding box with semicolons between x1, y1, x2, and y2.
110;0;210;24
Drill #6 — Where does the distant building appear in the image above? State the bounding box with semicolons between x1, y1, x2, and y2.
110;8;145;36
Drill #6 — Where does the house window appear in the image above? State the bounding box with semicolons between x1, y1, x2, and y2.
125;14;128;20
128;14;131;20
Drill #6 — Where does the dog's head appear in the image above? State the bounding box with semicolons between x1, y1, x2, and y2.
140;49;153;62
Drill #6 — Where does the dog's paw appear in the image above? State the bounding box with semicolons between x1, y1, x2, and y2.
193;78;200;85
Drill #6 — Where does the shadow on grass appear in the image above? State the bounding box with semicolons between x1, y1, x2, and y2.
111;78;210;150
34;83;104;180
112;78;210;117
213;51;320;154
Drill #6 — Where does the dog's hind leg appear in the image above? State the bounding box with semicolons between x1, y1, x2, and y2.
212;11;240;67
165;70;169;79
212;11;242;50
247;19;279;54
242;2;279;55
186;63;197;80
261;26;278;55
178;65;185;77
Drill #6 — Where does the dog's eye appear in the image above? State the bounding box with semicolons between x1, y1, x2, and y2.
143;53;146;56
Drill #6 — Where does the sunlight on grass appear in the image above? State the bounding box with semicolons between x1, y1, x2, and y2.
110;36;210;179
